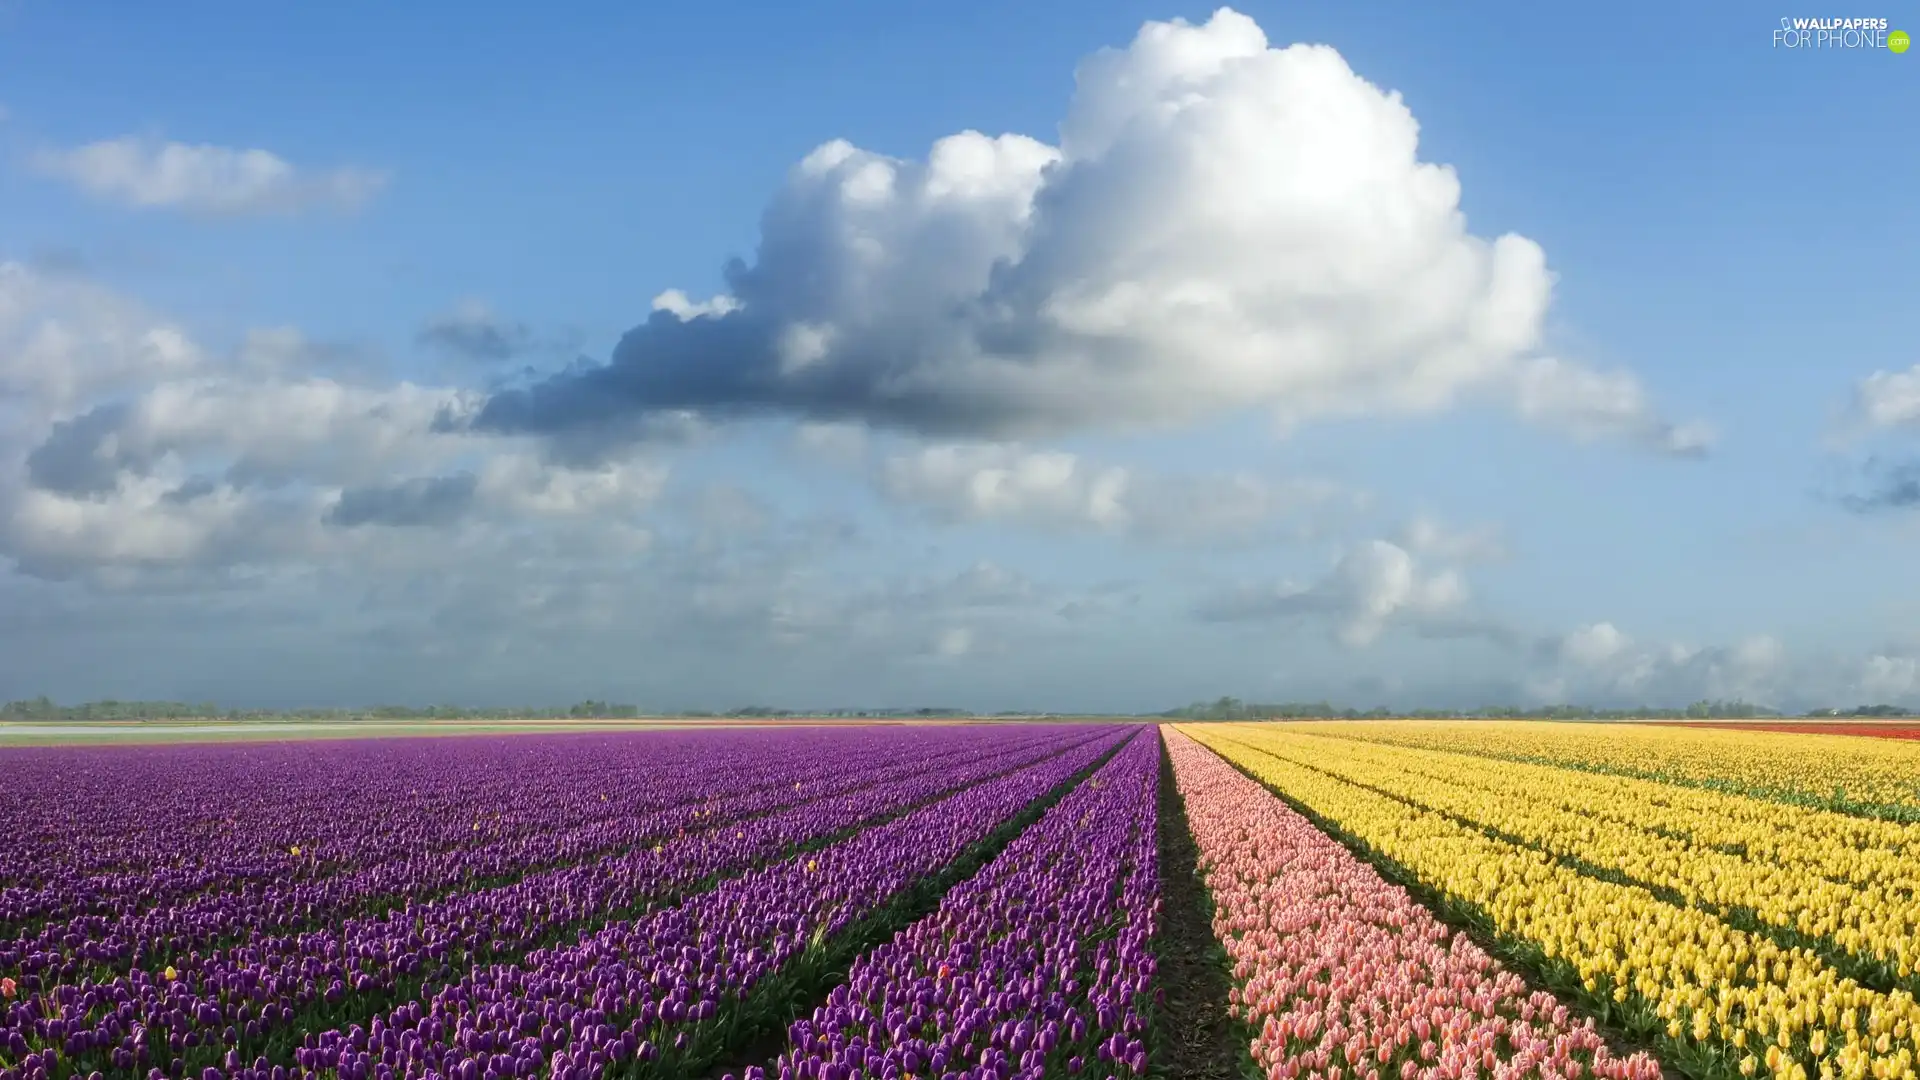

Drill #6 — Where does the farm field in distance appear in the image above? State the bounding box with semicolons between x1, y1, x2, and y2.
0;716;1095;747
1643;721;1920;741
3;720;1918;1080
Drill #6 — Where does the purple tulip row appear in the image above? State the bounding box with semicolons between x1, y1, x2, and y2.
1;735;733;928
270;727;1134;1080
1;728;1025;940
1;727;1112;1080
3;728;1064;986
744;723;1161;1080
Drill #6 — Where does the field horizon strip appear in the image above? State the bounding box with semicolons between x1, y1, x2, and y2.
0;727;1056;937
1184;724;1920;1080
2;727;1049;973
1640;723;1920;742
0;727;1072;978
0;733;811;927
0;725;1127;1080
1281;720;1920;822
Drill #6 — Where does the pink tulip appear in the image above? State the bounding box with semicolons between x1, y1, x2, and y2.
1166;730;1663;1080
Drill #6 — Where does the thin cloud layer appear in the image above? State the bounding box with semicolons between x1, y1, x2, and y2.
1392;516;1508;564
1836;457;1920;513
0;262;202;411
1531;622;1791;707
0;261;664;585
1812;362;1920;514
1512;357;1714;456
1194;539;1473;647
470;9;1701;454
327;474;481;528
1848;363;1920;433
30;136;386;216
875;441;1357;543
417;301;537;363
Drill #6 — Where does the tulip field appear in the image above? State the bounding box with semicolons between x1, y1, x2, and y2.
2;719;1917;1080
1177;721;1920;1080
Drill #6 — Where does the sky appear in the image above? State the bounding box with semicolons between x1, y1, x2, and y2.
0;1;1916;713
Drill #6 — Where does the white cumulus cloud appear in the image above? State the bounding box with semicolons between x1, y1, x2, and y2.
30;136;386;216
472;8;1702;458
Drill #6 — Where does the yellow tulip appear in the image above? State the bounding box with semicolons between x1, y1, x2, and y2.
1181;722;1920;1080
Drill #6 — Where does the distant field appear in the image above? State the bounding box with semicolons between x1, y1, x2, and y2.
0;720;698;745
1643;719;1920;740
0;715;1044;746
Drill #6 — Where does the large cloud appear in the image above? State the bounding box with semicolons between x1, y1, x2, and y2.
29;136;386;217
469;8;1700;454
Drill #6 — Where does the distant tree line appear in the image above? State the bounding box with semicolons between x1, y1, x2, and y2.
1158;696;1915;721
5;695;1911;723
0;697;975;721
0;697;648;720
1;698;227;720
677;707;970;718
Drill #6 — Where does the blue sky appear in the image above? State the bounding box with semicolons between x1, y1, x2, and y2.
1;1;1915;711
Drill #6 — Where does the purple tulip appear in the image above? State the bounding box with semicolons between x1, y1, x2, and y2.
748;729;1160;1080
1;725;1121;1080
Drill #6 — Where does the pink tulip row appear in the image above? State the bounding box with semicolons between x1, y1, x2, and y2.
1163;729;1663;1080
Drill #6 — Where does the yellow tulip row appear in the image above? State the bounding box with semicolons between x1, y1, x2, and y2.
1231;728;1920;988
1281;720;1920;814
1181;724;1920;1080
